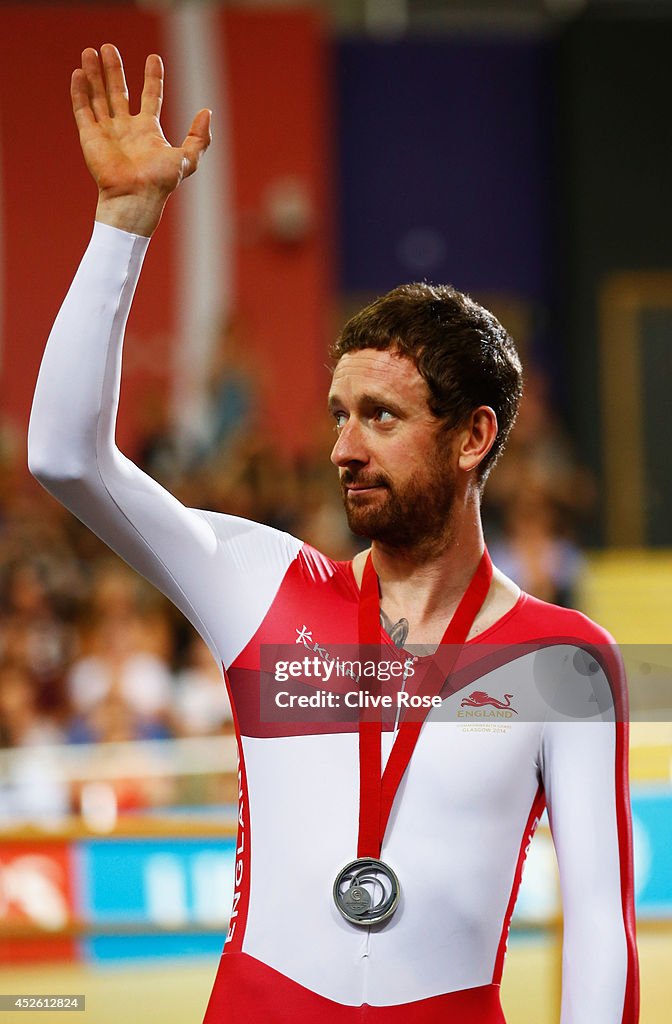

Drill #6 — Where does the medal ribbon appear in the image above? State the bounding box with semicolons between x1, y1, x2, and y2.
356;548;493;859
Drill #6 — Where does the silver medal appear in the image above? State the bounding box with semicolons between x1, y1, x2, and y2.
333;858;400;926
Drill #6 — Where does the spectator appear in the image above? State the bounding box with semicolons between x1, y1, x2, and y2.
67;563;174;737
0;659;70;824
174;636;234;737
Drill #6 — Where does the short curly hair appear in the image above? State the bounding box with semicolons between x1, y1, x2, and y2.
331;282;523;482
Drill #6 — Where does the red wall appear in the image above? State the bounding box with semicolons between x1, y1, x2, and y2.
224;8;334;454
0;6;176;456
0;4;332;461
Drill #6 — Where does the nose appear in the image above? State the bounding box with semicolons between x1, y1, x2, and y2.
330;418;369;468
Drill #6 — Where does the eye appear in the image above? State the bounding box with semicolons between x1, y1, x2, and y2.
332;411;347;431
374;408;395;423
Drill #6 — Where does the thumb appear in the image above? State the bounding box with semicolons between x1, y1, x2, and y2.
181;108;212;178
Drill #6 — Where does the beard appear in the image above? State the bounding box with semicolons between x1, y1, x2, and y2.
339;451;457;554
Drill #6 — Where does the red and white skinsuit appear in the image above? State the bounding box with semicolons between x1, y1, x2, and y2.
29;224;639;1023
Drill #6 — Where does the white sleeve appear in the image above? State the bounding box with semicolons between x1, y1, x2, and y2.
540;656;639;1023
28;223;302;667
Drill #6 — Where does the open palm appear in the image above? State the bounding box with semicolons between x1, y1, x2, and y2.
71;44;211;235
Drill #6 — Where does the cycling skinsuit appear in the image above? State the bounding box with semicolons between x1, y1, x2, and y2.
29;224;639;1023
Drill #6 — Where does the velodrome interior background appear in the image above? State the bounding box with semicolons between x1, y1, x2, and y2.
0;1;670;1020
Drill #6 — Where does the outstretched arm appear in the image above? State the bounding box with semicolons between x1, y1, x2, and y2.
72;44;210;236
29;47;302;667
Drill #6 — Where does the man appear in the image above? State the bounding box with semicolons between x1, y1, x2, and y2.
29;45;638;1023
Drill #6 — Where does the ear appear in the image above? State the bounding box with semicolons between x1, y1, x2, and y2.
457;406;498;474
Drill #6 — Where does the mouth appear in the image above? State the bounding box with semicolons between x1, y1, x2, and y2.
344;483;386;497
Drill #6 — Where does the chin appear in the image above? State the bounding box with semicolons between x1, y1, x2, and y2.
343;490;382;517
344;508;395;541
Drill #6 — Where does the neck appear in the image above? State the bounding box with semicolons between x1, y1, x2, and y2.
370;491;485;622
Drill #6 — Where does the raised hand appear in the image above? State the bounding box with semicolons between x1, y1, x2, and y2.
71;44;211;237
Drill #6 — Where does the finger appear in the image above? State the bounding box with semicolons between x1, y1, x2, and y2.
70;68;96;131
140;54;164;119
180;108;212;178
81;47;109;122
100;43;129;117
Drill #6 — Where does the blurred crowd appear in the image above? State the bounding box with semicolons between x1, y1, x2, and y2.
0;352;594;824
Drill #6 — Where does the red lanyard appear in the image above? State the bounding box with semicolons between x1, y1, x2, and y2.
356;548;493;859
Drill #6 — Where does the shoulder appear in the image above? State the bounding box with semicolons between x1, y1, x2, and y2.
197;510;361;602
498;591;628;714
491;587;616;647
